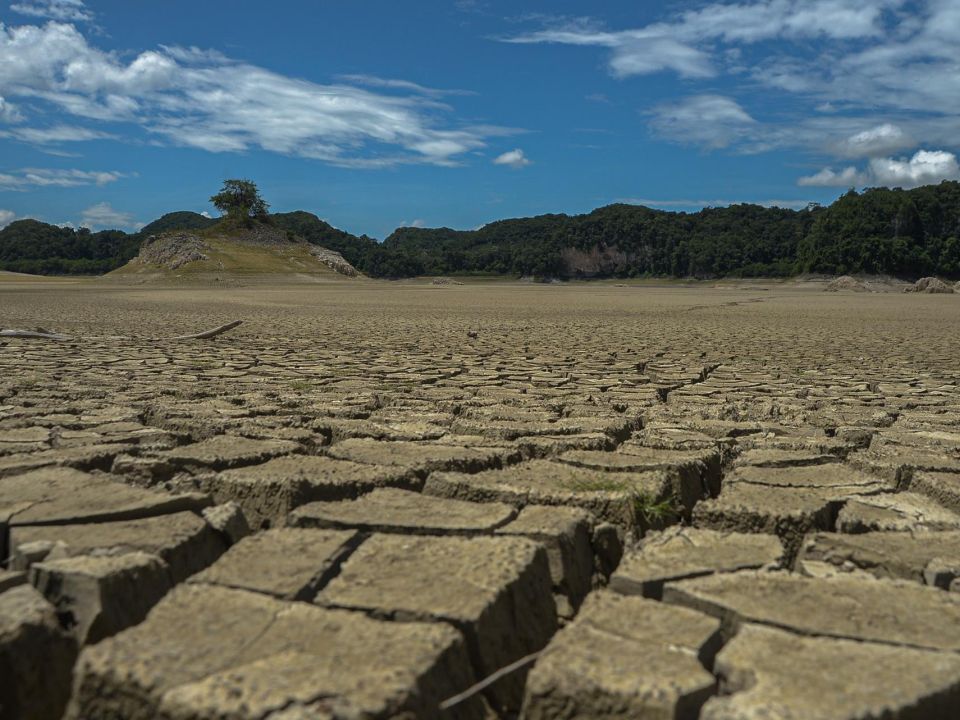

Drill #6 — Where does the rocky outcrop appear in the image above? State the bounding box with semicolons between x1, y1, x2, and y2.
134;233;210;270
309;246;361;277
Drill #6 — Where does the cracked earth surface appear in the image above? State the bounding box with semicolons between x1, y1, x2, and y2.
2;279;960;719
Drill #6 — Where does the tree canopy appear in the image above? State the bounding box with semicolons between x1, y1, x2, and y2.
209;179;270;225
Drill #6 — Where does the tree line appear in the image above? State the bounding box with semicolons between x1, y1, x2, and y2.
2;181;958;279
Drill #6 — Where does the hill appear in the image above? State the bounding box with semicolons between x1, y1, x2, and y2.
109;222;362;282
2;181;959;280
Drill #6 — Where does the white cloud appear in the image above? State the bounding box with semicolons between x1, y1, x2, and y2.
400;218;426;228
0;21;511;167
831;123;913;158
0;95;23;122
0;124;114;144
200;211;211;218
797;166;866;187
493;148;531;168
80;202;141;230
799;150;960;188
502;1;901;79
335;74;475;97
0;209;15;228
0;167;124;190
10;0;93;22
648;95;756;149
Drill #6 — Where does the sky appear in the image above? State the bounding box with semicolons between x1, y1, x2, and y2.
0;0;958;238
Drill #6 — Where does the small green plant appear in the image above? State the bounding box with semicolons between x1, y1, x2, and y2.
633;492;681;527
288;379;314;393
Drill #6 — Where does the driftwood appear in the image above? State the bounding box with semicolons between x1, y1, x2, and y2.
1;320;243;342
438;650;542;711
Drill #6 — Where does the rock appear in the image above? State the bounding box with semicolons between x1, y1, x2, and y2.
10;510;226;582
324;438;516;476
496;504;595;613
664;570;960;652
202;501;251;545
195;454;419;530
824;275;870;292
0;585;77;720
905;276;955;293
158;434;302;471
133;232;210;269
67;584;481;720
521;591;721;720
837;492;960;533
309;245;361;277
29;552;173;644
924;557;960;590
611;527;784;599
291;487;516;535
702;624;960;720
317;534;557;713
188;528;359;600
424;460;673;530
798;531;960;585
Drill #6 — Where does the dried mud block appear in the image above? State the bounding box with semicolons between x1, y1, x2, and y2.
67;584;483;720
799;531;960;585
611;527;784;599
0;443;133;478
291;487;516;535
733;448;842;468
195;454;419;530
513;432;616;456
29;552;173;645
663;571;960;652
521;591;721;720
324;438;517;476
10;511;226;581
561;446;721;511
910;471;960;515
317;534;557;713
425;460;673;530
692;482;865;560
849;447;960;488
158;434;302;471
0;570;25;593
0;585;77;720
724;463;889;490
701;624;960;720
201;500;251;545
837;492;960;533
188;528;359;600
496;505;595;614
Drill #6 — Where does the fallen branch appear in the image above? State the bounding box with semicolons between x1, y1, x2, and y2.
439;650;542;711
165;320;243;340
1;320;243;342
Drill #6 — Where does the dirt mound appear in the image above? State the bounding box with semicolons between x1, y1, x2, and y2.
904;277;955;294
134;233;211;270
432;277;464;286
824;276;870;292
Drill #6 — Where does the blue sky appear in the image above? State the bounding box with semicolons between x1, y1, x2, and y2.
1;0;958;237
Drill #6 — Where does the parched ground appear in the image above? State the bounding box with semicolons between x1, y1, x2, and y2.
2;278;960;719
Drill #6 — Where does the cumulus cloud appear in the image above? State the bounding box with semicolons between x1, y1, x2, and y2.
400;218;426;228
80;202;141;230
0;209;15;228
10;0;93;22
0;21;509;167
799;150;960;188
493;148;531;168
648;95;756;149
0;167;124;190
831;123;913;158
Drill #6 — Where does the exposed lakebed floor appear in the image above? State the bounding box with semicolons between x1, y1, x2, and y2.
2;278;960;719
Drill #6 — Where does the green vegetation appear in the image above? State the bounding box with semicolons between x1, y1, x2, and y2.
3;180;959;279
632;493;682;528
210;179;270;227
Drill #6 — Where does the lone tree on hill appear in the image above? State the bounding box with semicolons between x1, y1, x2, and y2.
210;179;270;226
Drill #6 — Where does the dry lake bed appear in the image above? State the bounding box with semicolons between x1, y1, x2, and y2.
2;276;960;719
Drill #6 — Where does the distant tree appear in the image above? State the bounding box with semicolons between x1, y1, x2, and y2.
209;179;270;226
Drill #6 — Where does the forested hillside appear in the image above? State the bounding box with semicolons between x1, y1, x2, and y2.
2;182;958;279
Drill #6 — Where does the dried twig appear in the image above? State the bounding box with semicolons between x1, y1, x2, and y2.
0;329;71;340
165;320;243;340
438;650;542;712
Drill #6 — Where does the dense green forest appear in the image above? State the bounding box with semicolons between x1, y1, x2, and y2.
2;182;959;279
